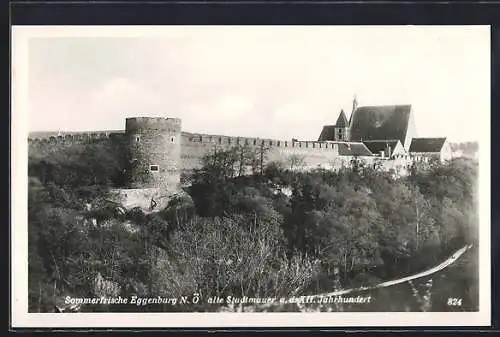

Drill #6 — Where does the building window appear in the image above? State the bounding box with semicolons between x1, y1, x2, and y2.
150;165;159;172
135;136;140;142
170;136;175;143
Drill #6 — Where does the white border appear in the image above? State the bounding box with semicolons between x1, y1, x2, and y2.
11;25;491;328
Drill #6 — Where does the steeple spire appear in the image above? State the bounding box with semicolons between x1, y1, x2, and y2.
352;94;358;114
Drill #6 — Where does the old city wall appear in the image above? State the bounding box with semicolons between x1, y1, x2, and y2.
180;132;346;172
28;131;127;159
28;130;368;182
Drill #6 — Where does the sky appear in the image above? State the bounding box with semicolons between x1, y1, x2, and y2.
24;26;490;142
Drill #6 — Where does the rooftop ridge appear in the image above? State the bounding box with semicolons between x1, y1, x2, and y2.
411;137;447;140
362;139;401;142
356;104;412;109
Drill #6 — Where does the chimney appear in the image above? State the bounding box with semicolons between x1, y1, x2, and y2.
386;142;392;158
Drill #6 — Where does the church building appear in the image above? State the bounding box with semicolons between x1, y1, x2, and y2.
318;96;450;162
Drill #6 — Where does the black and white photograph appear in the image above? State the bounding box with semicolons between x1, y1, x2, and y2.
11;25;491;327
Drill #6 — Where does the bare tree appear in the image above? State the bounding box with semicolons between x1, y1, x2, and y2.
287;154;307;171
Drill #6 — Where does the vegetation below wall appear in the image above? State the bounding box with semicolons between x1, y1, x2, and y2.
450;141;479;158
27;143;479;312
29;140;129;188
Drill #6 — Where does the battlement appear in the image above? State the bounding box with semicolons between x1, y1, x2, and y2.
181;132;340;151
28;128;347;157
125;117;182;132
28;131;126;144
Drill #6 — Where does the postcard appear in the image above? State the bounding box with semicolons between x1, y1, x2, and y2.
11;25;491;328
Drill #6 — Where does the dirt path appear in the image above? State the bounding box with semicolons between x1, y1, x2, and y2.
311;244;473;298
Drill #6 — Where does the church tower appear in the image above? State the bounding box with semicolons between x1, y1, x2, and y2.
334;109;350;141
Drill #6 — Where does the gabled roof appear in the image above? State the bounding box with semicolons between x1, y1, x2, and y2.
335;110;349;128
409;137;447;153
337;142;373;156
318;125;335;141
349;105;413;147
362;140;402;154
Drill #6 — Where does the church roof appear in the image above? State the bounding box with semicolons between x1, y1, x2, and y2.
335;110;349;127
349;105;413;146
318;125;335;141
337;142;373;156
362;140;402;154
409;137;447;153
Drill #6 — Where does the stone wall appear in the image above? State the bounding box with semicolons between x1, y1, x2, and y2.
28;128;405;188
180;132;342;172
109;188;175;213
125;118;181;190
28;133;127;162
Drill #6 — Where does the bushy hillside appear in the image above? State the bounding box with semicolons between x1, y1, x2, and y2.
27;143;479;312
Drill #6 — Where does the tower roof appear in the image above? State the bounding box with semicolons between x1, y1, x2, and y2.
335;109;349;127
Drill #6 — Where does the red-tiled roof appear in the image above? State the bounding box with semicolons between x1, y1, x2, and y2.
409;138;447;153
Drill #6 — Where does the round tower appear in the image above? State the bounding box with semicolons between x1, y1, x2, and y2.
125;117;182;190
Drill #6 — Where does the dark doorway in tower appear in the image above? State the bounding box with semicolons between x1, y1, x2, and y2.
150;165;159;172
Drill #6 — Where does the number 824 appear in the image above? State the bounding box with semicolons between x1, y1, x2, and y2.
447;298;462;306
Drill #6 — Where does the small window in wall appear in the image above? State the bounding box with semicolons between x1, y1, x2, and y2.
150;165;159;172
135;136;140;142
170;136;175;143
